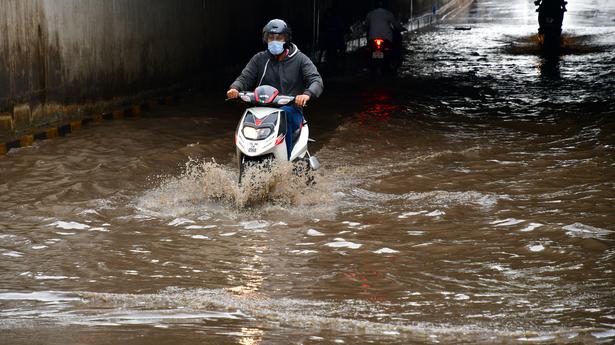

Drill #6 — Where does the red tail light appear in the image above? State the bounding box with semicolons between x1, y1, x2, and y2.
374;39;384;49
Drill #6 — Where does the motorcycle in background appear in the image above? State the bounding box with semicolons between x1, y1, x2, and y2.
367;35;404;76
535;0;567;50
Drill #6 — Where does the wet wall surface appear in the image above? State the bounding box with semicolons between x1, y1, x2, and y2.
0;0;205;109
1;0;614;344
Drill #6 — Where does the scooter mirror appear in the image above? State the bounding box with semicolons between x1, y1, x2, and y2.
309;156;321;171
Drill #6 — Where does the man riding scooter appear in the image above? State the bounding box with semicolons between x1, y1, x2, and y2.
227;19;324;159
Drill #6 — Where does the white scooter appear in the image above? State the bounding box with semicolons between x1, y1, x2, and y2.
233;85;320;183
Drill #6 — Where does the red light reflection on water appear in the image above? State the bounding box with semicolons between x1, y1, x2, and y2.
357;91;400;130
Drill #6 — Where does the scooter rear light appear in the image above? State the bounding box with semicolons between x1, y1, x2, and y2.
374;39;384;49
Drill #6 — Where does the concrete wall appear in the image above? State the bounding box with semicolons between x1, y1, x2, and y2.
0;0;204;133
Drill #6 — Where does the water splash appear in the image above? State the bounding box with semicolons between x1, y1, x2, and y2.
135;158;335;219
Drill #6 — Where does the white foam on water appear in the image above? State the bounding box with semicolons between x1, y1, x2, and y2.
491;218;525;227
88;227;110;232
48;221;90;230
398;211;428;218
0;291;81;302
454;294;470;301
325;239;362;249
520;223;543;232
307;229;325;236
34;275;74;280
2;251;23;257
79;209;101;216
191;235;210;240
129;248;150;254
290;250;318;255
185;225;216;230
197;214;211;221
529;244;545;252
487;160;516;165
563;223;613;239
220;232;236;237
517;335;556;342
68;309;245;326
240;220;269;230
426;210;445;217
592;329;615;338
168;218;195;226
489;264;506;272
373;247;399;254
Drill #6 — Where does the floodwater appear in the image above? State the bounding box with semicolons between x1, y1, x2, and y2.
1;0;614;344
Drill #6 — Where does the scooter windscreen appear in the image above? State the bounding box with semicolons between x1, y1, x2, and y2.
241;110;283;141
239;85;294;106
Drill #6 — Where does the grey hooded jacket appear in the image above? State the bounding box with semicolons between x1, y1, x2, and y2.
230;43;324;99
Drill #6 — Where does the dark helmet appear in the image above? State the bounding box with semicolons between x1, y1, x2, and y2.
262;19;292;44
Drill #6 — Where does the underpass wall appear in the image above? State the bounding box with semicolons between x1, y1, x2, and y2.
0;0;204;137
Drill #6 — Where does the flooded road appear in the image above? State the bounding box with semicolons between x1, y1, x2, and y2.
1;0;614;344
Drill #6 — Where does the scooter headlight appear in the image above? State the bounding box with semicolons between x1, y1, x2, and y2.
242;126;272;140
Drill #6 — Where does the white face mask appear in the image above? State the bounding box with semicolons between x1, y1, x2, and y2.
268;41;285;55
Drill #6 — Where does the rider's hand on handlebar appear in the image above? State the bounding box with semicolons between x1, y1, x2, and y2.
296;94;310;107
227;89;239;99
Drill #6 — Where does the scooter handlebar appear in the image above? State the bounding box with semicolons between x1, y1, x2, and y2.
233;91;296;106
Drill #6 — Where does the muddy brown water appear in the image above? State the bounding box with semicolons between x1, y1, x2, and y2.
1;0;614;344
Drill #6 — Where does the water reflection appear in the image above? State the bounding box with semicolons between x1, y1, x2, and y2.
238;327;263;345
538;55;562;79
229;253;265;295
357;90;400;130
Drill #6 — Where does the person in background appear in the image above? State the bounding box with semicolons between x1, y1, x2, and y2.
365;1;406;66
